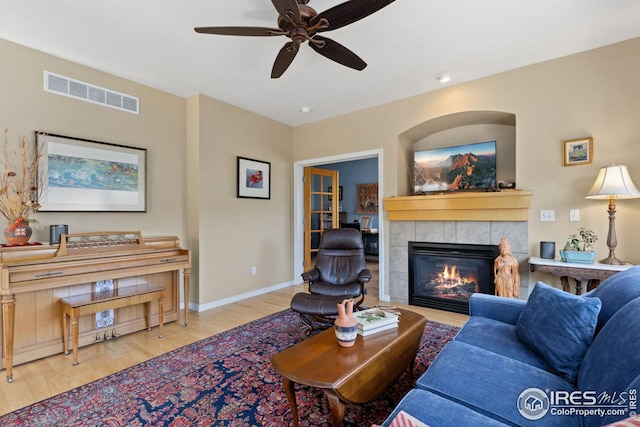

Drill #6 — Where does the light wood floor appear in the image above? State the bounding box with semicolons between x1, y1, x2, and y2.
0;264;467;415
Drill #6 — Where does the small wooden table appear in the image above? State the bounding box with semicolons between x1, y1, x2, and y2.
270;308;426;427
529;256;633;295
60;283;165;365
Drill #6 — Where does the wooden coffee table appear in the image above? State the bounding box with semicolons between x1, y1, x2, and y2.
270;308;426;427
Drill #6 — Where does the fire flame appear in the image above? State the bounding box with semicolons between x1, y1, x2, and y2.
434;264;475;289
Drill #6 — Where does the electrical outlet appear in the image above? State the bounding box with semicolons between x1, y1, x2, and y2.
569;209;580;221
539;210;555;222
251;266;257;275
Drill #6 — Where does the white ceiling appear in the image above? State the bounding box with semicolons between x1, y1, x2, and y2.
1;1;640;127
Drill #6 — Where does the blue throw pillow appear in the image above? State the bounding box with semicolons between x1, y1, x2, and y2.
516;281;601;383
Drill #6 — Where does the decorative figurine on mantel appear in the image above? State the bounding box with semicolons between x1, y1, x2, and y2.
494;238;520;299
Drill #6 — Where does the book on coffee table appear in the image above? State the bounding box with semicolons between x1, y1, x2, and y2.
357;322;398;336
354;308;399;332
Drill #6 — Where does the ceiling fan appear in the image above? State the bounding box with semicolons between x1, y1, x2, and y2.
194;0;396;78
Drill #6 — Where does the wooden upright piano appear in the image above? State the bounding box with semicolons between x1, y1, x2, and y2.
0;231;191;382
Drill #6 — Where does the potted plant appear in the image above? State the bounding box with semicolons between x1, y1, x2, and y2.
560;227;598;263
0;129;44;245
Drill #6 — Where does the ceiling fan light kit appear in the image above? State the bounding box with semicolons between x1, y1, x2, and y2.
194;0;396;78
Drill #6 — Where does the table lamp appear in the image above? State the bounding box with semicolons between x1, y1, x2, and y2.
585;165;640;264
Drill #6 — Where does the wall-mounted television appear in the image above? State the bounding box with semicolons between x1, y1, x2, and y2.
414;140;497;194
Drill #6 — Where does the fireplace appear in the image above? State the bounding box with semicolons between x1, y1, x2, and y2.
409;242;499;314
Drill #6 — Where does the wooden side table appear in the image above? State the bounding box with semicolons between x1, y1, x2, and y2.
529;256;633;295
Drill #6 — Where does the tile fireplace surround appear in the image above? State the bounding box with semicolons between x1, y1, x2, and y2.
384;191;532;305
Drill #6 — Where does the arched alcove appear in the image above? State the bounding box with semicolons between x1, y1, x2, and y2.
388;111;529;306
398;111;516;195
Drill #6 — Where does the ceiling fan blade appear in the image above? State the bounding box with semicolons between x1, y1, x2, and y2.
271;0;301;23
271;42;299;78
310;0;396;32
194;26;282;37
309;35;367;71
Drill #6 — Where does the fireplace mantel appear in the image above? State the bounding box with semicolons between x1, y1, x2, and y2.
383;190;532;222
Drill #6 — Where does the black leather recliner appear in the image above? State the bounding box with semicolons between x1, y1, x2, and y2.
291;228;372;336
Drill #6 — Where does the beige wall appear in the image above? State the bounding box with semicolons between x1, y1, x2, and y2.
1;38;294;310
187;94;294;307
0;38;187;242
293;38;640;289
186;95;202;303
3;34;639;305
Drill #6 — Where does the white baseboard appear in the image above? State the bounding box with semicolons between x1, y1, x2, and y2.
185;280;297;313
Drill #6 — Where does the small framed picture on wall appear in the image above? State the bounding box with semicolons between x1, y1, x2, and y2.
356;183;378;214
237;156;271;199
562;137;593;166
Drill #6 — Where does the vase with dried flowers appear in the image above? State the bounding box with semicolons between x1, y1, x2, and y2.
1;129;44;245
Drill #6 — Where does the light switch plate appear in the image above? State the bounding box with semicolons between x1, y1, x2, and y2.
570;209;580;221
540;210;555;222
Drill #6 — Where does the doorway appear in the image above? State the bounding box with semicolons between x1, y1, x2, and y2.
293;149;385;299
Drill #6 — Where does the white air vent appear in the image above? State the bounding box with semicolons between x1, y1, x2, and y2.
44;71;139;114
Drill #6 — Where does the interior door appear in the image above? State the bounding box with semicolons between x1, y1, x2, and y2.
304;167;339;269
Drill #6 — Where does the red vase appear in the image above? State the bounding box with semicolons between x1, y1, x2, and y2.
334;299;358;347
4;219;32;245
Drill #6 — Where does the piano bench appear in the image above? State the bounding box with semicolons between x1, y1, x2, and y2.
60;283;165;365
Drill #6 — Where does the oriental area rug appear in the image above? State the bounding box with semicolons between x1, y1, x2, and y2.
0;309;459;427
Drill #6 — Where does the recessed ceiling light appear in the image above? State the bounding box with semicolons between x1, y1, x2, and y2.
436;73;452;83
300;106;312;113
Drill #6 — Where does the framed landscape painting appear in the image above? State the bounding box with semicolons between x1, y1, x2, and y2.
562;137;593;166
36;133;147;212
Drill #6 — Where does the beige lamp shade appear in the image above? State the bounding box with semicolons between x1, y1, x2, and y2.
586;165;640;200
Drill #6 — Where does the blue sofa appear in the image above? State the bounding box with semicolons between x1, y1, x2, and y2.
382;265;640;427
